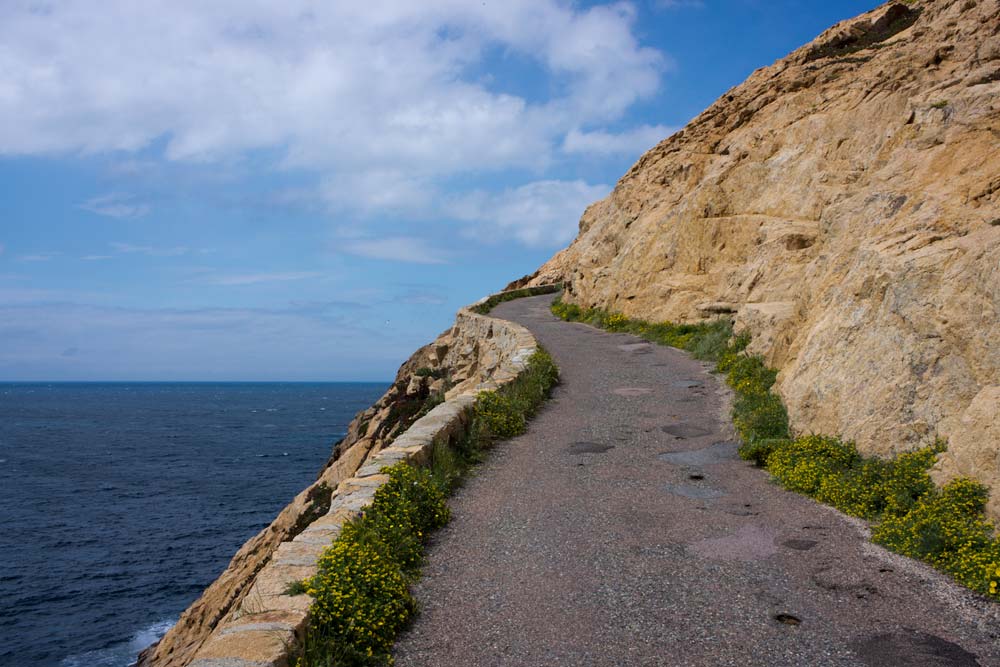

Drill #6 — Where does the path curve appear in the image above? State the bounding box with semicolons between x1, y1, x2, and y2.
394;294;1000;667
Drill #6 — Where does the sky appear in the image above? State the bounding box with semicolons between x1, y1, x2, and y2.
0;0;878;381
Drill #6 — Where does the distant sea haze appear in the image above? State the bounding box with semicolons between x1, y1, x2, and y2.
0;382;386;667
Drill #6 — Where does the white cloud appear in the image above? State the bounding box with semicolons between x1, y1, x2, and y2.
0;1;673;250
205;272;322;286
562;124;677;157
447;180;609;247
341;237;448;264
79;193;151;219
321;171;434;216
81;255;113;261
0;2;663;202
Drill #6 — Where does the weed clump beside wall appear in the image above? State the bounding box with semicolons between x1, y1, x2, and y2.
550;296;1000;602
294;349;559;666
550;297;733;362
471;283;563;315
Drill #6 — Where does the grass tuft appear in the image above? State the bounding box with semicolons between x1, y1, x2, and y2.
471;284;563;315
550;296;733;361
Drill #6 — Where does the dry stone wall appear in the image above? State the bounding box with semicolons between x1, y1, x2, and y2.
139;297;542;667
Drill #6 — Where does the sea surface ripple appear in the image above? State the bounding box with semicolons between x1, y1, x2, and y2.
0;382;386;667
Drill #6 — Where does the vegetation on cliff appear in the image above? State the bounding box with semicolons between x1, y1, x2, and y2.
470;283;563;315
550;297;1000;602
294;349;559;666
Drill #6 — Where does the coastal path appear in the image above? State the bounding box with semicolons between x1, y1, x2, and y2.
393;293;999;667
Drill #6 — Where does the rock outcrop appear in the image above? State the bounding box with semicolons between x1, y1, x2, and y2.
531;0;1000;518
139;303;539;667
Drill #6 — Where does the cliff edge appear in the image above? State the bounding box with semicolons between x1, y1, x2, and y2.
530;0;1000;519
139;306;534;666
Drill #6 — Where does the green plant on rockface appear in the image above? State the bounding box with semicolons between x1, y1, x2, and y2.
413;367;447;378
284;578;310;596
551;296;999;603
295;348;560;666
289;483;334;540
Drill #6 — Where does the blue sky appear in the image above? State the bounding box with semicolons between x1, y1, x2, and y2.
0;0;877;381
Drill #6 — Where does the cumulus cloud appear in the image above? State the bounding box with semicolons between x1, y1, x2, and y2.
0;2;661;167
0;1;669;247
341;237;448;264
79;193;151;219
562;125;677;157
447;180;609;247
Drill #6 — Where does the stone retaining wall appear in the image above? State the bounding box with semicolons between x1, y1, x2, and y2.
159;293;546;667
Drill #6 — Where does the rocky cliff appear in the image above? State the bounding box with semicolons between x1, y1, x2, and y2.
531;0;1000;519
139;304;537;667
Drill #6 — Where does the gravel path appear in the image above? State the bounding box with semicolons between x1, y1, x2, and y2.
393;294;1000;667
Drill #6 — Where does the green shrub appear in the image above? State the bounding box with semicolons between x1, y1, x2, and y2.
473;349;558;441
297;463;448;666
768;435;859;495
471;284;563;315
351;464;450;575
297;348;561;666
284;578;310;596
732;391;790;444
873;478;1000;599
474;391;526;439
550;297;733;362
725;354;777;396
738;438;789;467
716;332;751;372
301;536;414;666
686;320;734;361
550;298;583;321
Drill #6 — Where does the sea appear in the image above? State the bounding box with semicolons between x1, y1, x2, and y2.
0;382;387;667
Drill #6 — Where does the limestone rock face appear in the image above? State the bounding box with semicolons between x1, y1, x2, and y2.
532;0;1000;517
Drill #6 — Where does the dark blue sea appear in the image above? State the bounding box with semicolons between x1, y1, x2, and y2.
0;382;387;667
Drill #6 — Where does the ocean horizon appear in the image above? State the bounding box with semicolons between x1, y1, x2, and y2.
0;381;387;666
